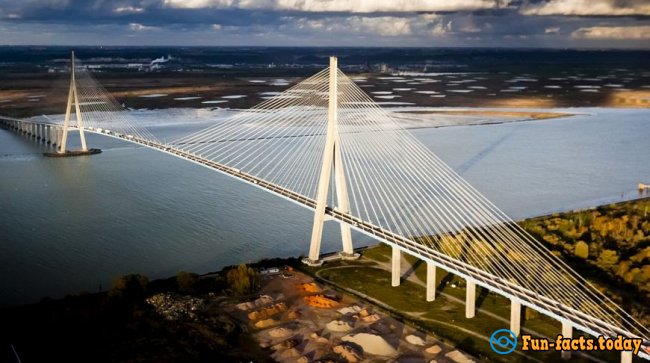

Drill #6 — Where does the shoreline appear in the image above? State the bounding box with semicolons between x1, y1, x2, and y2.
2;198;646;361
1;196;648;310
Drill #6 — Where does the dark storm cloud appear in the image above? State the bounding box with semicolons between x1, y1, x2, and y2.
0;0;649;47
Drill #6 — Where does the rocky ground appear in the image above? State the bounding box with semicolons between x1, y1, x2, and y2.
229;269;476;363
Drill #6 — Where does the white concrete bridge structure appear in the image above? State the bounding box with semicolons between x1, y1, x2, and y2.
1;54;648;362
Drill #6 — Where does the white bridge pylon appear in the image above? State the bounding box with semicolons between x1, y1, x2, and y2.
306;57;356;265
59;51;88;153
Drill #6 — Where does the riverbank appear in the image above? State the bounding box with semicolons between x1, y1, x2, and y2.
2;198;646;362
0;258;478;363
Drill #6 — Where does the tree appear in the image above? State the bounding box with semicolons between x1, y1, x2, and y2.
226;264;260;295
109;273;149;302
176;271;199;294
574;241;589;259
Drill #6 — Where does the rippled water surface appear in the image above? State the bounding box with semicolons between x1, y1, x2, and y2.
1;107;648;306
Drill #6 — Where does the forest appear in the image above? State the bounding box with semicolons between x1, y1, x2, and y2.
520;198;650;323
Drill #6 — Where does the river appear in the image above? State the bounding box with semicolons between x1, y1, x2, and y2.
0;107;648;306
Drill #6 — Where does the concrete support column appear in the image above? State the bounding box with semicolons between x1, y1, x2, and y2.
466;280;476;318
55;128;62;147
391;245;401;287
426;262;436;301
561;320;572;360
47;126;52;144
621;351;632;363
510;299;521;336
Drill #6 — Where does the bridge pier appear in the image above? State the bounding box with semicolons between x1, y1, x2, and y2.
466;280;476;318
621;351;633;363
510;299;521;336
47;125;54;145
56;128;63;148
426;262;436;301
561;320;572;360
391;245;401;287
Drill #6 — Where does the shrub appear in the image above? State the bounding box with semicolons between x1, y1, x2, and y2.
176;271;199;294
574;241;589;259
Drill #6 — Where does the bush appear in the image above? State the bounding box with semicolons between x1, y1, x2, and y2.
574;241;589;259
109;274;149;303
176;271;199;294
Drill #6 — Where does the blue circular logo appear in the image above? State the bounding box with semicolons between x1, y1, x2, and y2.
490;329;517;355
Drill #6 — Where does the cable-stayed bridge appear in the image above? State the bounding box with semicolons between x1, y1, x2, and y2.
1;54;648;362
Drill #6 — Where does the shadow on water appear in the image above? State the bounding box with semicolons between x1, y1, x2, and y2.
454;124;523;175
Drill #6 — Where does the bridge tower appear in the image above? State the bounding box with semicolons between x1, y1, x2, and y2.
304;56;359;266
58;51;88;154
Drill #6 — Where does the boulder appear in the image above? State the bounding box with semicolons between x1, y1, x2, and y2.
425;345;442;355
406;334;426;346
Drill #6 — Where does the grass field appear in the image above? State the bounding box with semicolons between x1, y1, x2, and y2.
301;243;621;362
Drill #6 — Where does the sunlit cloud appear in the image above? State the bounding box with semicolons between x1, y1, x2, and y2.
129;23;158;31
572;26;650;40
0;0;648;47
162;0;511;12
522;0;650;16
115;6;145;14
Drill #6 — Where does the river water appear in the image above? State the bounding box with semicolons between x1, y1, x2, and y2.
0;107;648;306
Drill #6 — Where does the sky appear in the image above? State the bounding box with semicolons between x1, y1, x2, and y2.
1;0;649;48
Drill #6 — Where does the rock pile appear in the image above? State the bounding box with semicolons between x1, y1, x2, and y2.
145;293;204;321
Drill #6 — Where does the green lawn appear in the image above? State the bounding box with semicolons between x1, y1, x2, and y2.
309;246;620;363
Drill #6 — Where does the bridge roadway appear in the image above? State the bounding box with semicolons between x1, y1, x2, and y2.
2;118;648;359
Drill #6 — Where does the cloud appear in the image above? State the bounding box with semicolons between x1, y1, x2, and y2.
292;14;455;38
0;0;649;48
129;23;158;31
293;16;412;36
572;25;650;39
351;16;412;36
114;6;145;14
459;25;481;33
522;0;650;17
162;0;511;12
431;20;452;35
